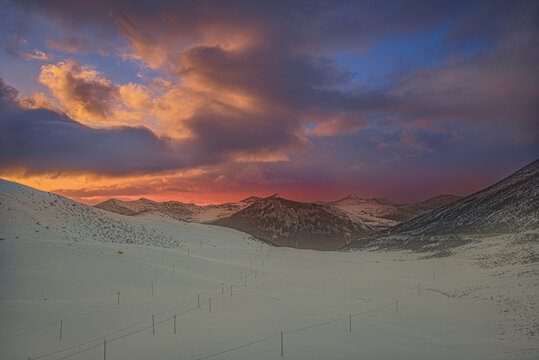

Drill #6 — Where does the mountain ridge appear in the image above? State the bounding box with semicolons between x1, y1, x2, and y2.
210;195;371;250
354;159;539;251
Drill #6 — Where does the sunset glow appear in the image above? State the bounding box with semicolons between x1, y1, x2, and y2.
0;0;537;204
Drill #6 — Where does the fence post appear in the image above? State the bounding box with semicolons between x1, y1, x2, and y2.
117;290;120;305
152;315;155;335
396;300;399;313
198;293;200;309
349;314;352;332
240;271;243;280
103;339;106;360
152;281;154;296
174;315;177;334
281;331;284;357
59;320;62;341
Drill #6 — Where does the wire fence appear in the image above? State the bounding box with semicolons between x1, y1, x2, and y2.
25;245;269;360
190;260;446;360
17;242;446;360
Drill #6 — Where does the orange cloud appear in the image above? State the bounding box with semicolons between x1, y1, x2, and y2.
39;59;118;123
21;49;52;61
308;113;368;137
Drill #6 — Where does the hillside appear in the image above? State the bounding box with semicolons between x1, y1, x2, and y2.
0;179;178;247
358;159;539;251
331;193;460;228
95;197;261;222
1;178;537;359
211;195;371;250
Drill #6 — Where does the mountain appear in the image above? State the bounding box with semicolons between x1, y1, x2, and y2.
95;197;261;222
0;179;178;247
211;195;372;250
331;193;460;229
392;194;462;221
94;191;461;250
93;198;139;215
358;159;539;250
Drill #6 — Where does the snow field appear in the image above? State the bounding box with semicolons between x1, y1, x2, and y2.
0;180;537;359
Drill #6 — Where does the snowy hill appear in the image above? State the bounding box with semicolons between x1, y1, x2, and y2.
0;179;179;247
1;178;538;359
95;192;460;249
211;195;372;250
358;159;539;251
397;194;462;219
95;197;261;222
330;193;460;229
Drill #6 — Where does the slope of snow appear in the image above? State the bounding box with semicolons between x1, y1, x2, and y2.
212;195;371;250
331;194;460;230
1;180;538;360
95;197;259;222
375;159;538;239
0;180;179;248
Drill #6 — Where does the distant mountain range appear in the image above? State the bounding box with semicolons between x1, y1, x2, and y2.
330;193;461;230
1;159;536;252
376;159;538;236
95;196;261;222
89;159;539;250
351;159;539;254
94;189;460;250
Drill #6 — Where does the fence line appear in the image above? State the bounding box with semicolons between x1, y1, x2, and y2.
28;254;267;360
193;333;281;360
0;320;60;343
34;269;259;360
7;243;268;346
27;245;442;360
188;261;445;360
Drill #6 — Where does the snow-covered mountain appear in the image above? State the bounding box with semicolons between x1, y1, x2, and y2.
94;191;460;250
359;159;539;250
330;193;460;229
1;177;538;360
95;196;260;222
211;195;372;250
0;179;179;247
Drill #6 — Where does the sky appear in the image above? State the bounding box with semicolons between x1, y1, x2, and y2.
0;0;537;205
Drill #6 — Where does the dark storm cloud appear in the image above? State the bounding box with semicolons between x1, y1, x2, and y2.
0;78;303;175
0;79;187;175
2;0;538;181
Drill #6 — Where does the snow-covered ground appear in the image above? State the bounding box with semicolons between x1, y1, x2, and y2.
1;180;537;360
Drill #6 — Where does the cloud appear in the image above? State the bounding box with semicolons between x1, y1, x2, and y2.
4;36;27;57
2;0;538;203
0;78;305;176
0;78;186;175
21;49;52;60
12;0;539;145
0;78;18;101
39;59;119;123
47;36;93;54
